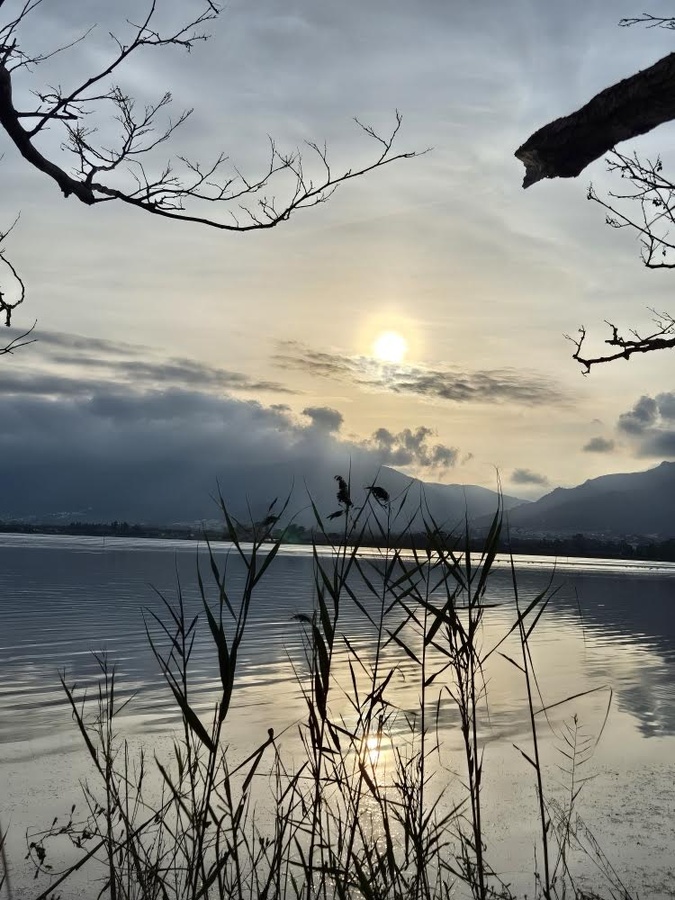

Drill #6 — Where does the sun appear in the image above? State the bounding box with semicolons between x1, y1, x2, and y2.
372;330;408;364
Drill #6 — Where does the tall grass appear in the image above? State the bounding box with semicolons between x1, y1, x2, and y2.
17;481;621;900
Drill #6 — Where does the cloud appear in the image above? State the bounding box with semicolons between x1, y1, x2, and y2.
615;392;675;459
2;328;296;397
617;396;659;435
302;406;344;432
274;341;566;407
511;468;549;487
24;329;153;358
369;426;459;469
0;333;471;527
275;345;352;379
0;380;466;524
655;392;675;421
637;431;675;458
582;436;616;453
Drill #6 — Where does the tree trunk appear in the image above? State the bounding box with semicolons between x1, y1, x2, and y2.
515;52;675;187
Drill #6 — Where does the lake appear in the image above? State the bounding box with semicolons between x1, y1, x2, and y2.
1;533;674;899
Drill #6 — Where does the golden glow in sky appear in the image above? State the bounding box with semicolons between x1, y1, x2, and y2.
372;330;408;364
7;1;669;503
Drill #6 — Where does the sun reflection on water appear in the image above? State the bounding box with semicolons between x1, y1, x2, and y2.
362;732;383;769
357;727;397;785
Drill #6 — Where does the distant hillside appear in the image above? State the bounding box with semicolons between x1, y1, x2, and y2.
315;467;526;533
503;461;675;539
0;450;525;532
231;464;525;532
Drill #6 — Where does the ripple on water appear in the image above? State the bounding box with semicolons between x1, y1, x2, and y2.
1;535;675;898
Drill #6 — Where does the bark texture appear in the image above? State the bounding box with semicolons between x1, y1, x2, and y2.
515;52;675;188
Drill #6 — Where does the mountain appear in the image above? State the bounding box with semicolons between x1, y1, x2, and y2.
309;467;525;533
0;452;524;532
503;461;675;539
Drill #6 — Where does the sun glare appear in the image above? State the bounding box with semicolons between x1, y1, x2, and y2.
360;732;387;772
373;330;408;364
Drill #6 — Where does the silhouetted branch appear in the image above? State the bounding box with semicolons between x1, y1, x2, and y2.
0;1;418;232
0;319;36;355
619;14;675;30
0;248;24;321
587;151;675;268
515;51;675;188
516;16;675;369
565;310;675;372
0;215;31;352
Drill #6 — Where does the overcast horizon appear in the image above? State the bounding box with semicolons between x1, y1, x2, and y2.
3;0;675;523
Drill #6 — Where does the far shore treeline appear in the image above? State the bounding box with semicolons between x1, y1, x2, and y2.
2;518;675;563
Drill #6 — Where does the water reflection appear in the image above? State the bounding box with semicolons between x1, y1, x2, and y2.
0;536;674;750
543;571;675;738
2;536;675;899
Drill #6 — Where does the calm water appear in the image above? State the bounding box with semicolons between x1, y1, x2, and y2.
1;534;674;897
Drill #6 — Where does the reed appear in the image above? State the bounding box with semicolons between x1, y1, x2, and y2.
17;481;622;900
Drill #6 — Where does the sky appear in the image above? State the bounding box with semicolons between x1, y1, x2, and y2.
2;0;675;523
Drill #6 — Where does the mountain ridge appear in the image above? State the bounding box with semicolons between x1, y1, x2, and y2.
502;460;675;539
3;457;673;539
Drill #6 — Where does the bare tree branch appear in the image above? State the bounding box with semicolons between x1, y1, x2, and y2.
0;1;419;232
587;151;675;268
0;214;25;330
0;1;419;359
515;15;675;369
0;318;36;355
0;248;24;322
0;218;35;354
619;14;675;30
565;310;675;372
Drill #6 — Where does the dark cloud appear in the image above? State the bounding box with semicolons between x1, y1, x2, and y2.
369;426;458;469
616;393;675;460
511;468;549;487
276;345;351;379
0;370;105;398
1;330;295;397
382;370;558;406
0;383;466;524
582;436;616;454
302;406;344;432
636;431;675;458
434;445;460;466
618;396;659;435
120;357;294;394
274;341;565;407
655;392;675;421
8;328;151;358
